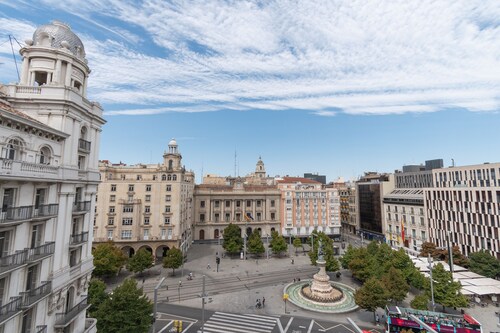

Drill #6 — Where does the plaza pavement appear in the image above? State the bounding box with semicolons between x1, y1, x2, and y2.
127;242;499;332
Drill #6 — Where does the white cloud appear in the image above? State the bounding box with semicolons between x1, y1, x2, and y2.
0;1;499;116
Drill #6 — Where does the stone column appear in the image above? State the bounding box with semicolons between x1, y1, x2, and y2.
53;59;62;84
20;56;29;85
65;62;72;87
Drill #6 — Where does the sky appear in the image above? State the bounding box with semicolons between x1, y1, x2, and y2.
0;0;499;182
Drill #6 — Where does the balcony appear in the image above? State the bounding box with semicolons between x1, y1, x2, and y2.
27;242;55;263
0;296;22;325
35;325;47;333
70;231;89;247
73;201;91;214
55;296;90;328
84;318;97;333
0;205;33;224
34;204;58;218
0;249;28;275
20;281;52;308
78;139;91;153
0;158;60;180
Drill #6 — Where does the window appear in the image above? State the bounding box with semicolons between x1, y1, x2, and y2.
165;206;171;213
110;195;115;202
122;218;133;226
136;175;142;180
108;217;114;225
109;206;115;213
214;201;220;208
121;230;132;239
38;146;51;164
143;229;149;240
111;184;116;192
225;213;230;222
271;212;275;220
256;212;261;221
123;205;133;213
214;213;219;222
225;200;230;208
4;138;22;160
256;200;261;207
236;213;241;221
161;229;166;239
167;175;172;181
78;155;86;170
34;188;46;209
162;174;166;181
236;201;241;207
145;195;151;202
128;184;134;192
153;175;157;180
168;228;173;240
200;214;205;222
145;206;151;213
146;185;152;191
165;195;171;202
30;224;44;248
144;217;150;225
246;200;251;207
270;200;275;208
164;217;170;225
172;175;177;181
107;230;113;240
200;201;205;208
166;185;172;191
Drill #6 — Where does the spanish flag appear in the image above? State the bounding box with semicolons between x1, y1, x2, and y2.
401;218;405;244
244;212;254;222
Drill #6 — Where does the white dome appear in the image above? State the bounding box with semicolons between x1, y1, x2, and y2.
32;21;85;59
168;138;177;146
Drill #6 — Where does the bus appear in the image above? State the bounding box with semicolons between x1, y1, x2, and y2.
384;306;482;333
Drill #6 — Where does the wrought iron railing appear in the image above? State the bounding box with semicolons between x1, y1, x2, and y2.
27;242;55;262
34;325;47;333
35;204;58;217
0;205;33;223
0;296;22;323
55;296;88;327
20;281;52;308
78;139;91;152
0;249;28;274
70;231;89;245
73;201;91;213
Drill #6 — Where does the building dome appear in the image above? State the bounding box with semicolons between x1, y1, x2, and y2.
168;138;177;146
31;21;85;59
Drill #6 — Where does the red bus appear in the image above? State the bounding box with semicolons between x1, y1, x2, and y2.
384;306;482;333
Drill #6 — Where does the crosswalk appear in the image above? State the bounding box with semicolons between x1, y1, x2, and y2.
201;311;277;333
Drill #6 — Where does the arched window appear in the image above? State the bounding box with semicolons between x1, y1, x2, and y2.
167;175;172;181
162;174;166;181
39;146;51;164
214;229;219;239
199;230;205;240
172;175;177;181
4;138;23;160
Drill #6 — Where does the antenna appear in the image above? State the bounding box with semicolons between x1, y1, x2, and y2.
8;35;20;82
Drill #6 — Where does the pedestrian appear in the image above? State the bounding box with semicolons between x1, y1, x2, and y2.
262;297;265;307
179;280;182;287
298;277;300;282
293;278;296;283
207;263;211;269
256;259;259;265
376;313;380;325
291;258;294;265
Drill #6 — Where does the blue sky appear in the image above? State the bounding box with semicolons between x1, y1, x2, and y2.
1;1;499;182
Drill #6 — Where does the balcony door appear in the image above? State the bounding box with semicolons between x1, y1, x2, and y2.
26;265;39;292
30;224;44;249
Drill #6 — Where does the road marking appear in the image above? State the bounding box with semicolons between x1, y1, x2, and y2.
202;311;276;333
283;318;294;333
307;320;314;333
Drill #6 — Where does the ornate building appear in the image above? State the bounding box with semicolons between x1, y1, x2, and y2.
193;158;281;241
94;139;195;259
0;21;103;333
277;177;340;241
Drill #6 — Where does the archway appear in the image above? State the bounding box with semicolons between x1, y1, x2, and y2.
271;227;275;233
65;286;75;312
214;229;219;239
257;228;262;235
199;229;205;240
155;245;170;259
121;246;135;258
138;245;153;255
246;227;252;237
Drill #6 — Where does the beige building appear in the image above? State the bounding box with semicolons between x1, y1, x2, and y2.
94;139;194;259
0;21;103;333
277;177;340;240
339;182;357;236
193;159;280;241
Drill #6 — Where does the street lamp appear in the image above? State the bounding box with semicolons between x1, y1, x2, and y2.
152;277;166;333
266;233;269;260
428;254;435;312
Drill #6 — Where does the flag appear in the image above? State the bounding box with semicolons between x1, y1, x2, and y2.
401;218;405;244
244;212;254;222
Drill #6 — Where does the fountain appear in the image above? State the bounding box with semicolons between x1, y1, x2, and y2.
283;240;358;313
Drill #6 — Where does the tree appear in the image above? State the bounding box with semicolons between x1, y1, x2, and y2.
468;250;500;278
293;237;302;255
425;263;468;310
270;234;287;256
127;249;153;275
420;242;437;258
162;247;183;276
410;294;429;310
354;277;388;322
247;229;265;255
308;232;340;272
95;278;153;333
340;244;356;269
381;267;409;304
92;242;127;278
88;278;108;317
222;223;243;255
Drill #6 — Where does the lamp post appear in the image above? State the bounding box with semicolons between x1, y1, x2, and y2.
201;275;207;333
266;233;269;260
428;254;435;312
152;277;166;333
310;234;314;253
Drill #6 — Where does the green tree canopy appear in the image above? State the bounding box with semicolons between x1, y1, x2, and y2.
308;232;340;272
222;223;243;254
88;278;108;318
410;294;429;310
381;267;409;304
354;277;389;322
162;247;183;276
92;242;127;278
247;229;265;255
425;263;468;310
293;237;302;254
270;234;287;256
420;242;469;267
340;244;355;269
127;249;154;275
468;250;500;278
95;278;153;333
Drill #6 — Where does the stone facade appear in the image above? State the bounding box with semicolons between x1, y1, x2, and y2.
0;21;103;333
94;139;195;259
